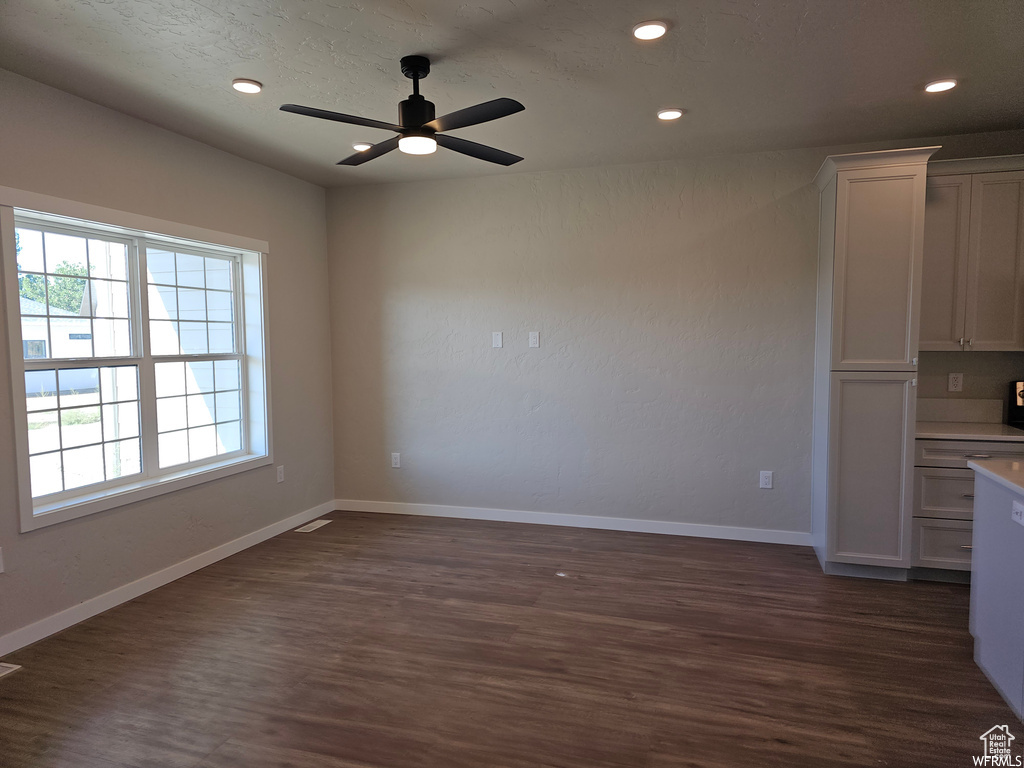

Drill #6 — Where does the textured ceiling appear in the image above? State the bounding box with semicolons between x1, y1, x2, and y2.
1;0;1022;187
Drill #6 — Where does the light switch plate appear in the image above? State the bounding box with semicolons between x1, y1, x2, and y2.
1013;501;1024;528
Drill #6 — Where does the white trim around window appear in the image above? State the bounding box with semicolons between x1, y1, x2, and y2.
0;190;272;532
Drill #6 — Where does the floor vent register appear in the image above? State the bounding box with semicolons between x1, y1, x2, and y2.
294;519;333;533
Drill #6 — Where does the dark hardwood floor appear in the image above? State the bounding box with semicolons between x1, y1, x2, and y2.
0;510;1017;767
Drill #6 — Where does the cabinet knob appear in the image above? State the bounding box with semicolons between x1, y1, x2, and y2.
968;338;974;346
958;337;965;347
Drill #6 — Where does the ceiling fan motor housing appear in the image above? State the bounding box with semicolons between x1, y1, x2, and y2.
399;94;435;128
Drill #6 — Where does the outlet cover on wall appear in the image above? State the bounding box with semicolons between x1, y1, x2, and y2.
759;471;773;489
492;332;503;348
276;465;285;483
391;453;401;468
948;373;963;392
529;332;539;348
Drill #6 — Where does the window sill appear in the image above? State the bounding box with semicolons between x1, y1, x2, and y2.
23;453;272;532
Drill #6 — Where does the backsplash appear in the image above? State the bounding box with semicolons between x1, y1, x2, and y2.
918;352;1024;407
916;398;1003;423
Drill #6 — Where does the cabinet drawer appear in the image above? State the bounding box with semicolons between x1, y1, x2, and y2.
912;518;973;571
914;467;975;520
915;439;1024;469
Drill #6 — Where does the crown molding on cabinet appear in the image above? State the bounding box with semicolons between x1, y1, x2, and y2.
814;146;942;190
928;154;1024;176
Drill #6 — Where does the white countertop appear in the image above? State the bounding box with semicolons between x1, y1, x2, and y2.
916;422;1024;442
969;459;1024;496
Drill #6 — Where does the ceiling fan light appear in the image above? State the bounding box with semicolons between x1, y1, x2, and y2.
657;108;684;120
925;79;957;93
399;135;437;155
231;78;262;94
352;142;373;152
633;21;668;40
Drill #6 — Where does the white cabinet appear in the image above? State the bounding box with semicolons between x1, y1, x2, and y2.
811;147;936;576
911;439;1024;572
828;165;929;371
920;175;971;351
827;372;917;567
921;170;1024;351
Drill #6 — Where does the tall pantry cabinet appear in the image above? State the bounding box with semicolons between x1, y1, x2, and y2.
811;148;938;575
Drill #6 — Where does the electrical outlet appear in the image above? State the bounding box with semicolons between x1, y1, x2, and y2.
391;452;401;468
276;465;285;483
492;332;503;348
948;373;963;392
1013;501;1024;528
529;332;540;348
759;471;774;489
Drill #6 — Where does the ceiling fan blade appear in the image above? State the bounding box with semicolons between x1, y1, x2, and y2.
435;134;523;166
280;104;401;132
424;98;525;133
337;136;401;166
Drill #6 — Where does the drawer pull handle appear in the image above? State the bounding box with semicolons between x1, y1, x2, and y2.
965;454;992;459
962;494;975;500
961;545;974;551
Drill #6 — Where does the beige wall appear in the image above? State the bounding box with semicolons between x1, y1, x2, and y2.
327;150;824;532
326;131;1024;534
0;70;335;636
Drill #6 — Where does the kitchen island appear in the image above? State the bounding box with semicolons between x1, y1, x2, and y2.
968;458;1024;720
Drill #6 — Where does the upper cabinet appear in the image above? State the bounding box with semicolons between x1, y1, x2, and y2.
921;169;1024;352
816;148;937;371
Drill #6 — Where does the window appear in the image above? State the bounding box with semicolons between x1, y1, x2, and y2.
3;204;270;531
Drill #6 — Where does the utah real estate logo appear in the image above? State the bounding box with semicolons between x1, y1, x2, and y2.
976;726;1023;766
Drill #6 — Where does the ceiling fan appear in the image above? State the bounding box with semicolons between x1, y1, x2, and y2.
280;55;525;167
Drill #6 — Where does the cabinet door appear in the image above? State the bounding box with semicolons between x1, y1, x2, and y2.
913;467;974;520
828;372;916;566
831;167;927;370
965;171;1024;351
911;518;972;571
920;175;971;351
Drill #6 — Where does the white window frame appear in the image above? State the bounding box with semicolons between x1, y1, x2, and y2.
0;188;272;532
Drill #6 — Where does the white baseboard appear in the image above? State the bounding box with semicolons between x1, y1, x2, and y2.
335;499;813;547
0;500;335;658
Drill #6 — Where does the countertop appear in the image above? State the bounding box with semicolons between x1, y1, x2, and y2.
968;459;1024;496
916;422;1024;442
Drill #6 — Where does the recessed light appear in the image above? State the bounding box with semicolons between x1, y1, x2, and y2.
232;78;263;94
352;142;373;152
657;108;684;121
633;21;668;40
925;79;957;93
